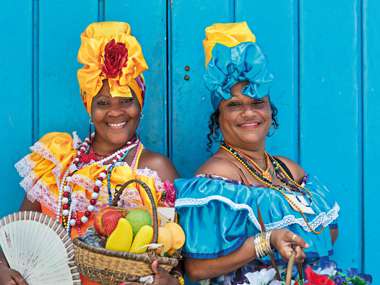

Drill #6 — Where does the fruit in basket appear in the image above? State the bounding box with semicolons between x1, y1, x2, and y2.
129;225;154;254
94;207;127;237
105;218;133;252
164;222;186;250
125;209;152;236
157;226;173;254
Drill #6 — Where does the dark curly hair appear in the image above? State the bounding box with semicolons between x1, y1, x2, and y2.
206;101;279;152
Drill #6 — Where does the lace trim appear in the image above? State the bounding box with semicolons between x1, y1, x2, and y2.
175;196;340;232
136;167;164;192
72;131;82;149
265;203;340;231
20;178;59;212
15;155;35;178
30;141;62;169
175;195;262;230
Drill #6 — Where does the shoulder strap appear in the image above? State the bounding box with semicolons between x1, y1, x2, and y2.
273;157;294;180
131;142;144;170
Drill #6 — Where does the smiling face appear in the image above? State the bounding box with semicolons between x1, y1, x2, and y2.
219;81;273;151
91;81;141;154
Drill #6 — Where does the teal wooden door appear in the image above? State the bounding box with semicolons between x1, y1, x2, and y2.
0;0;379;282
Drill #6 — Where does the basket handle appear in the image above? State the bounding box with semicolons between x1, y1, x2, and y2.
112;179;158;244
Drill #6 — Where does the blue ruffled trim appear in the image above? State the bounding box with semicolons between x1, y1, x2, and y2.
204;42;274;109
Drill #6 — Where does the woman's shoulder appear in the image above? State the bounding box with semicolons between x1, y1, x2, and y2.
196;152;242;181
274;155;305;183
138;148;179;182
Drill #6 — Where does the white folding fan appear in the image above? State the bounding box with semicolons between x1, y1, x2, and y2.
0;211;81;285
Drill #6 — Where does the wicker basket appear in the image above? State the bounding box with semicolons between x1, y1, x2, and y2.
73;179;179;284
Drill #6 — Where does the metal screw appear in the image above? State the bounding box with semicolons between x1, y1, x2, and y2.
184;75;190;81
184;65;190;71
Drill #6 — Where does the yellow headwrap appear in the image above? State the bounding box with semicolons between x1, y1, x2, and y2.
203;21;256;66
77;22;148;114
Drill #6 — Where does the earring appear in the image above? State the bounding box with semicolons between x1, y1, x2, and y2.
88;118;94;139
140;112;144;120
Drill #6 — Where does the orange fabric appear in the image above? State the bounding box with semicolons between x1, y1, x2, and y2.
77;22;148;113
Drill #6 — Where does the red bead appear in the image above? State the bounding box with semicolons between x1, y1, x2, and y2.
63;192;70;198
85;211;91;217
90;199;97;205
63;204;69;210
93;186;100;193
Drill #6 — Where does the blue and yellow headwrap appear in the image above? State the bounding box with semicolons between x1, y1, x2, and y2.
203;22;274;109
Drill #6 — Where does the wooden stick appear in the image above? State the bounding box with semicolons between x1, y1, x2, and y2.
285;251;295;285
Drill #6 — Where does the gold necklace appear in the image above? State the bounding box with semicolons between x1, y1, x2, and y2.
244;152;273;182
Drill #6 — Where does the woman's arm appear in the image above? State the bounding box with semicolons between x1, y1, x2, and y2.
185;236;257;281
185;229;307;281
19;196;41;212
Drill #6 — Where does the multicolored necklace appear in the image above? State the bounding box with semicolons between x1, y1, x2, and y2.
220;142;323;235
57;134;139;233
243;151;273;182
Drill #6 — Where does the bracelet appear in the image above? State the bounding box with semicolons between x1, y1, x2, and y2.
253;231;273;258
177;276;185;285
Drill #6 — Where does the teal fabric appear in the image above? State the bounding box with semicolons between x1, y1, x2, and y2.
174;175;338;262
204;42;274;110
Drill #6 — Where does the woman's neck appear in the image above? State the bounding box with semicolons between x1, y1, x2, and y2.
224;141;267;169
92;136;127;156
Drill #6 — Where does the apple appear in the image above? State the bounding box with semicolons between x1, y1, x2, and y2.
94;207;127;237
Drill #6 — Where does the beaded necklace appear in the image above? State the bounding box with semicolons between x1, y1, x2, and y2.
57;134;139;234
220;142;323;234
243;152;273;182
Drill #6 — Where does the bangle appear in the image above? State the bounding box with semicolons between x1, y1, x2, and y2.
177;276;185;285
253;231;273;258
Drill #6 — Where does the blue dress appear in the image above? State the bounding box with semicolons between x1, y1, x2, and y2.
174;175;339;285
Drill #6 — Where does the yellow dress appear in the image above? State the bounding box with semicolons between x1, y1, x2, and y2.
15;132;174;285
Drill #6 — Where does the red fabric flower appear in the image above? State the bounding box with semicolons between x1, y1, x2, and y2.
300;266;336;285
102;39;128;78
163;181;176;207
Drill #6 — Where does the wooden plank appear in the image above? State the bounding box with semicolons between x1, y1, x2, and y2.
0;0;32;216
106;0;168;155
39;0;98;139
236;0;299;161
363;0;380;281
299;0;362;269
171;0;233;177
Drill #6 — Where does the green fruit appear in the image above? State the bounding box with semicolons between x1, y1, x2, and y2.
126;209;152;236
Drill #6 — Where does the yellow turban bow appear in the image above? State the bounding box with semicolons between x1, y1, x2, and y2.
203;21;256;66
77;22;148;114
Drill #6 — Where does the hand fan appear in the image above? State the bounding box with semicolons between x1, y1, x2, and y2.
0;211;81;285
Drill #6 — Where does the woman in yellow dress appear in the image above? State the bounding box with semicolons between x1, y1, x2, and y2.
0;22;180;285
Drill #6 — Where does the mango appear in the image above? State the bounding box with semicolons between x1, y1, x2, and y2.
157;226;173;254
129;225;154;254
105;218;133;252
164;222;186;250
126;209;152;236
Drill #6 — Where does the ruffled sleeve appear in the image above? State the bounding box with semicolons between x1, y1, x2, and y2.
15;132;76;212
174;176;339;261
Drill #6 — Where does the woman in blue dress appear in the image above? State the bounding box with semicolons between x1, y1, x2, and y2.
175;22;339;285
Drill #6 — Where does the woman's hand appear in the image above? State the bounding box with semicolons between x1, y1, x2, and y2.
151;260;179;285
0;264;28;285
270;229;308;263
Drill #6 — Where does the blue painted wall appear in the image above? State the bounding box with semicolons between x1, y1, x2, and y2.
0;0;378;282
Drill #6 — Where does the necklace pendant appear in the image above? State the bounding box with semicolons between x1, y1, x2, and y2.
262;170;272;182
